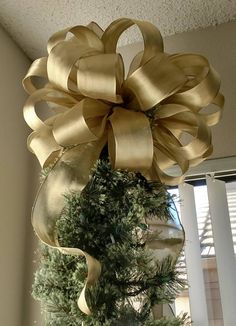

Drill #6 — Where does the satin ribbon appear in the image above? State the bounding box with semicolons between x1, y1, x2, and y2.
32;141;105;315
23;18;224;314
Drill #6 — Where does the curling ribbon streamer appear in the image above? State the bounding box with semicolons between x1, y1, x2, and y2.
23;18;224;314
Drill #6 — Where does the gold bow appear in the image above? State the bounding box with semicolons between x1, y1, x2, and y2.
23;18;224;314
23;18;224;185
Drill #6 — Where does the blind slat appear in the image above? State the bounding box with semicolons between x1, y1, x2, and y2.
179;183;209;326
206;176;236;326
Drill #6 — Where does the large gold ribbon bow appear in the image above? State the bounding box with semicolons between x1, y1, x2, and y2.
23;18;224;184
23;18;224;314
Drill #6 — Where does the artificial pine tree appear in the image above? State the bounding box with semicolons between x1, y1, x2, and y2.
32;158;191;325
22;14;224;326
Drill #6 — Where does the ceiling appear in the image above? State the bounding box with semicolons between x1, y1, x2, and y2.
0;0;235;60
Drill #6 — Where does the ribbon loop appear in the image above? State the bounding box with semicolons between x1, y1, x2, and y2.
27;127;61;167
167;54;221;108
47;41;91;92
102;18;163;65
23;57;48;94
47;25;104;54
77;53;124;102
124;53;187;111
53;99;111;146
108;107;153;170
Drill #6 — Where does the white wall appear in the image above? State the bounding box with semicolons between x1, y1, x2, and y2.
0;25;32;326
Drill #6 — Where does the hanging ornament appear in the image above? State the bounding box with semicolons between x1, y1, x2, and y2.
145;200;184;263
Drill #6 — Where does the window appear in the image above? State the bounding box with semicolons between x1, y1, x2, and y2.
168;178;236;326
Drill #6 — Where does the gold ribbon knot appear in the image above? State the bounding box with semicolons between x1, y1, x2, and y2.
23;18;224;315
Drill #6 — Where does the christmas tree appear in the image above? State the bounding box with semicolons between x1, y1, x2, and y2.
32;158;190;325
22;17;223;326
